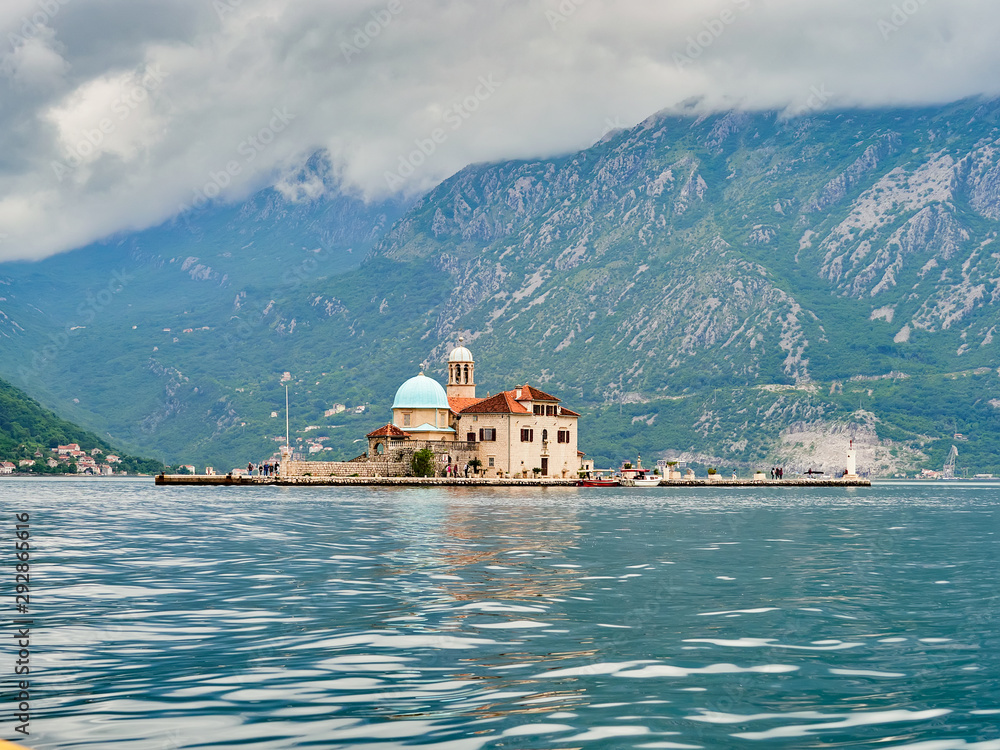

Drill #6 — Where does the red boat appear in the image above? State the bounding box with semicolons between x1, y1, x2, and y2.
577;470;618;487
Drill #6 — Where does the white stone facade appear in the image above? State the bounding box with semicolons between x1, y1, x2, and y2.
456;395;579;478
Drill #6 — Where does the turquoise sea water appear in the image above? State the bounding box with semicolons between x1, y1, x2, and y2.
2;477;999;749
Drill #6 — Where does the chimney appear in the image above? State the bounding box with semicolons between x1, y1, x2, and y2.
515;386;522;399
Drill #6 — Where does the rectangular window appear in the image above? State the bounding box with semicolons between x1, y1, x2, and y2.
546;405;556;416
403;413;411;426
533;405;543;416
557;429;570;444
467;432;476;442
520;428;534;442
488;457;495;468
479;428;496;442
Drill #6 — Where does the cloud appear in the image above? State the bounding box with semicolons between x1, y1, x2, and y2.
1;0;999;262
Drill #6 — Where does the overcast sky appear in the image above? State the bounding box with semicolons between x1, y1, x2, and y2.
1;0;998;262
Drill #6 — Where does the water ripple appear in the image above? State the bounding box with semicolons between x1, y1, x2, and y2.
2;478;997;749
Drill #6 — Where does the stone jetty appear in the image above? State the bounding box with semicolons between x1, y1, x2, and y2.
154;474;870;488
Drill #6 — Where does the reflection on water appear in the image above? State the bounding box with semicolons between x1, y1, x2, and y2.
2;479;999;749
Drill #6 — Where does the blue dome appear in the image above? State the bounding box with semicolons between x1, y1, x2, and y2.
392;373;450;410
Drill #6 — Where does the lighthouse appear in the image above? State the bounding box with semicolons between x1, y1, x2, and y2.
845;440;858;478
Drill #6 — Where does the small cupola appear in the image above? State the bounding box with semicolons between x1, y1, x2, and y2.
447;337;476;400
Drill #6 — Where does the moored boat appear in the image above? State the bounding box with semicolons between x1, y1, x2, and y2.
577;469;618;487
618;456;661;487
620;469;661;487
631;472;662;487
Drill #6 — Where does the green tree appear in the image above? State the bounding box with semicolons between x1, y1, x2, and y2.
411;448;436;477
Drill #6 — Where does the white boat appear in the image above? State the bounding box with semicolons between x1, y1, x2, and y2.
619;462;661;487
632;474;662;487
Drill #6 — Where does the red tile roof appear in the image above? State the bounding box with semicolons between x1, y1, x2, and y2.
366;423;411;439
460;391;530;415
519;384;561;402
448;397;484;413
459;386;581;416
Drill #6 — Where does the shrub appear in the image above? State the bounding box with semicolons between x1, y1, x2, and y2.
411;448;436;477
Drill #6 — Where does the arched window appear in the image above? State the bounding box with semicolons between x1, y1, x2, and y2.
542;429;548;442
463;364;469;383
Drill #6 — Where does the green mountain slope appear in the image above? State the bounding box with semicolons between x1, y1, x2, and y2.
0;377;163;473
2;101;1000;475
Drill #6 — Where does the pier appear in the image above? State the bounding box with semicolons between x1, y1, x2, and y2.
154;474;870;488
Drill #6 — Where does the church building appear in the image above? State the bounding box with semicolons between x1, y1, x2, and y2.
365;342;582;478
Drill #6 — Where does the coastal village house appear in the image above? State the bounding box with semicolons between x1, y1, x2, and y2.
281;343;583;479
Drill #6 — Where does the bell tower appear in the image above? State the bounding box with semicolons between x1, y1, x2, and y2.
447;338;476;400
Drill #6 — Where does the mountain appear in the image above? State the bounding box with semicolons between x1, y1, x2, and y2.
0;157;411;470
0;376;163;473
2;100;1000;475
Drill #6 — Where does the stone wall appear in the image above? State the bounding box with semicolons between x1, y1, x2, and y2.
281;439;482;479
282;460;409;478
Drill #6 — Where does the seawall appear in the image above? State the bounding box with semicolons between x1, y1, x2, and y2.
154;475;871;488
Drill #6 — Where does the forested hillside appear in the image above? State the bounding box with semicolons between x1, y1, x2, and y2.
0;377;163;474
